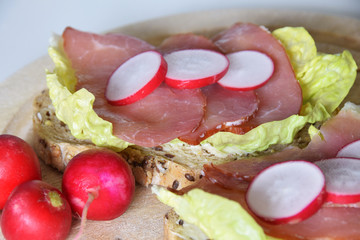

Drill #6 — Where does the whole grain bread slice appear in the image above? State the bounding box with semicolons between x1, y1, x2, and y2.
32;90;239;190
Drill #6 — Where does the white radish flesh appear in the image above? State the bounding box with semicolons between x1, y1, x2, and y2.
337;140;360;159
164;49;229;89
218;50;274;91
315;157;360;204
246;160;325;224
105;50;167;105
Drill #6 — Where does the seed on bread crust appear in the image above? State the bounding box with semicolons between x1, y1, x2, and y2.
185;173;195;182
172;180;179;189
165;153;175;158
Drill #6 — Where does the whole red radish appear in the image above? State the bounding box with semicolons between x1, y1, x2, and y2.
62;149;135;221
0;134;41;209
1;180;72;240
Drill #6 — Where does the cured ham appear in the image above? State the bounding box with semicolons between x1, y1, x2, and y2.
63;27;156;101
95;84;206;147
158;33;220;54
63;27;155;82
180;103;360;239
260;207;360;240
62;27;206;147
179;84;258;145
213;23;303;127
298;104;360;160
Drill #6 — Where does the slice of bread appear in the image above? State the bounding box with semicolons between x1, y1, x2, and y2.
32;90;239;190
164;209;208;240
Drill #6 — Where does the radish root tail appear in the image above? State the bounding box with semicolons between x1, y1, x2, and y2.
73;192;96;240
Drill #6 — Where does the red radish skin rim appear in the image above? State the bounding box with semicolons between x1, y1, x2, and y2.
105;50;167;106
246;160;326;224
327;192;360;204
315;157;360;204
218;50;274;91
336;140;360;159
165;67;228;89
164;49;229;89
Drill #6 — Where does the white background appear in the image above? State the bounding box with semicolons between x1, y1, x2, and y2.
0;0;359;84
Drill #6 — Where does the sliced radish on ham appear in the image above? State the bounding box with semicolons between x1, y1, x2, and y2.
336;140;360;159
164;49;229;89
105;51;167;105
218;50;274;91
315;157;360;204
213;23;302;126
246;161;325;224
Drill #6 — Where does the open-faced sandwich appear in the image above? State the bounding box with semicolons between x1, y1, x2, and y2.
33;20;359;239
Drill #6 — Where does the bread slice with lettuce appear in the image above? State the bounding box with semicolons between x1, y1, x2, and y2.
33;26;357;191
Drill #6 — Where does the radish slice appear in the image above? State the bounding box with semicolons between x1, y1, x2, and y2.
164;49;229;89
105;50;167;105
337;140;360;159
218;50;274;91
315;157;360;204
246;160;325;224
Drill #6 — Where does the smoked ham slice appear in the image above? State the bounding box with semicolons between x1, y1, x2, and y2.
94;84;206;147
63;27;156;101
62;27;206;147
63;27;156;80
158;33;220;54
179;84;258;145
213;23;302;127
180;103;360;239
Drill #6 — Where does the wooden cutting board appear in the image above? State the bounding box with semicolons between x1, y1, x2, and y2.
0;9;359;240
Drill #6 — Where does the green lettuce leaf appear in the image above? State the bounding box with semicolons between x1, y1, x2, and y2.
298;50;357;114
203;102;330;153
47;37;77;92
272;27;317;75
202;27;357;153
46;37;131;151
152;186;279;240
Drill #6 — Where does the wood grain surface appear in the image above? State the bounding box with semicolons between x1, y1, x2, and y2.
0;9;359;240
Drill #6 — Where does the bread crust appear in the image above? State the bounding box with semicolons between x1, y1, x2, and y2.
164;210;209;240
164;210;184;240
